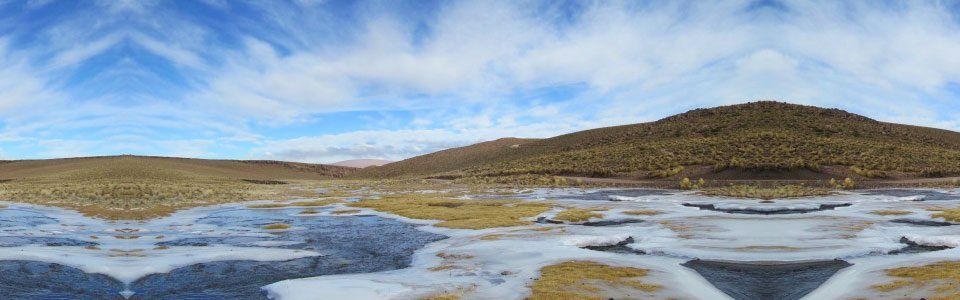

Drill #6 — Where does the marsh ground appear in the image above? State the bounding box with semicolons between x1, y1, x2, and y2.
3;182;960;299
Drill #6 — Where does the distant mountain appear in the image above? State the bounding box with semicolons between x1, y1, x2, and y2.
330;159;393;168
359;101;960;180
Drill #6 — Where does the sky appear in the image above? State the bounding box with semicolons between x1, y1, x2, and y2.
0;0;959;163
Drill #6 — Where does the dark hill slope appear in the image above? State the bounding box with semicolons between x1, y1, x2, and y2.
361;102;960;179
359;138;538;178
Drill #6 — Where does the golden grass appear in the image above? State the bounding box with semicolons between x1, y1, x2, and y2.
348;194;551;229
528;261;661;300
0;156;351;219
929;208;960;222
421;293;460;300
263;223;292;230
622;210;661;216
869;210;913;216
331;209;361;215
872;260;960;300
701;185;833;200
553;208;602;222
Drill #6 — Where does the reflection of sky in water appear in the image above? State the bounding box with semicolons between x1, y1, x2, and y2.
0;188;959;299
0;203;445;299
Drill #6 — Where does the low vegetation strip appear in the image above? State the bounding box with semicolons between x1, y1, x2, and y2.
0;156;348;219
929;208;960;223
347;194;551;229
528;261;660;300
553;208;603;222
701;185;833;200
873;260;960;300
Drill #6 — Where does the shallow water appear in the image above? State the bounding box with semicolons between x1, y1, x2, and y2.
682;260;851;300
0;203;444;299
3;188;960;299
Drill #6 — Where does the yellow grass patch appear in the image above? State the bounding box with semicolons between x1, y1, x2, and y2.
0;156;351;220
622;210;661;216
869;210;913;216
263;223;291;230
331;209;361;215
872;260;960;300
528;261;661;300
702;185;832;200
553;208;602;222
348;195;551;229
929;208;960;222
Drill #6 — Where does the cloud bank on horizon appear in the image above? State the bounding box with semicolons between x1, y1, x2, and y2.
0;0;959;163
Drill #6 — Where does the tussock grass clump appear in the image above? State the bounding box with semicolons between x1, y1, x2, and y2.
263;223;291;230
247;203;291;209
701;185;832;200
330;209;361;215
528;261;661;300
348;194;551;229
622;210;661;216
869;210;913;216
553;208;602;222
872;261;960;300
929;208;960;222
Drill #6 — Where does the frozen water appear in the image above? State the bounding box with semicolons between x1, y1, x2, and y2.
3;187;960;299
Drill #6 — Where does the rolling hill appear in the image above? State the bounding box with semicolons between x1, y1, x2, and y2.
359;101;960;181
331;159;394;168
0;155;354;219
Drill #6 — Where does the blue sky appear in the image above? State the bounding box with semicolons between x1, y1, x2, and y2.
1;0;959;163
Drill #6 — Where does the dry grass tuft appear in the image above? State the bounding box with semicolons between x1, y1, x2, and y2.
701;185;832;200
348;194;551;229
553;208;603;222
928;207;960;222
263;223;292;230
528;261;661;300
869;210;913;216
622;210;661;216
872;260;960;300
330;209;361;215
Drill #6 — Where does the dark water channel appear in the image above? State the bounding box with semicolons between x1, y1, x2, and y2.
0;207;446;300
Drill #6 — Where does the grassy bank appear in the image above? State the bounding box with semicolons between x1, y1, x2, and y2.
700;184;834;200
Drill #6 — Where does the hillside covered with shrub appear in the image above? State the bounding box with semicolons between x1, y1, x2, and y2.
360;101;960;180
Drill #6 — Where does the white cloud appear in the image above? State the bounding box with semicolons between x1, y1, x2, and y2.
4;0;960;162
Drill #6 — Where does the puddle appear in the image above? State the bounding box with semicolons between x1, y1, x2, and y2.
682;203;852;214
0;261;124;299
889;237;952;254
0;205;445;299
580;236;644;254
682;259;851;300
890;218;955;227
